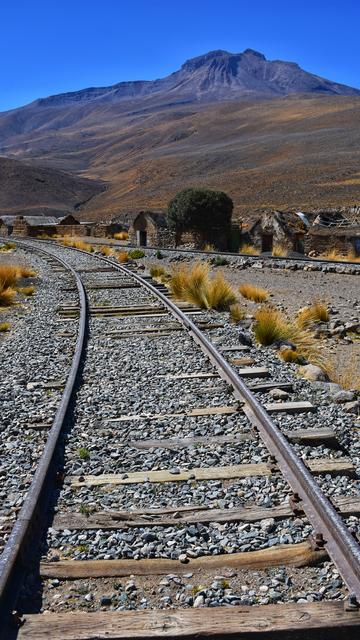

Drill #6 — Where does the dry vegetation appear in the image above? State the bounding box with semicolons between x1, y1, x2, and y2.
253;306;330;369
272;244;288;257
117;251;129;263
330;354;360;392
229;303;246;323
62;238;94;252
239;244;260;256
297;302;329;327
113;231;129;240
150;265;166;278
239;283;269;303
0;242;16;253
170;262;236;310
0;263;37;308
0;322;10;332
318;248;360;263
99;245;114;257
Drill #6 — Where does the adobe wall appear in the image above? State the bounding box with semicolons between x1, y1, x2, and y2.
304;233;356;256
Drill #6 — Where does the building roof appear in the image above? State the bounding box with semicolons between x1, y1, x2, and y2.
0;214;60;226
309;227;360;237
133;210;168;228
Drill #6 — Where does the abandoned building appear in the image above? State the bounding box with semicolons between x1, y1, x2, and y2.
128;210;235;250
304;208;360;256
0;214;123;239
244;211;307;254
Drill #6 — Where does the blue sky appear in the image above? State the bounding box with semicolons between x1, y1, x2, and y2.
1;0;359;111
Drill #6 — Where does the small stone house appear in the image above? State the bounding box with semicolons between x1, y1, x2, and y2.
304;227;360;256
246;211;307;254
128;211;176;247
128;210;232;250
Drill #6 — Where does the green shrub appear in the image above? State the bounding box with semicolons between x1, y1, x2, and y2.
129;249;145;259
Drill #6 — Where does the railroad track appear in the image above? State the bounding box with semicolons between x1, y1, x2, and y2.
0;238;360;639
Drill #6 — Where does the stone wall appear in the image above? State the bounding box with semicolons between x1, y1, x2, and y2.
304;233;358;256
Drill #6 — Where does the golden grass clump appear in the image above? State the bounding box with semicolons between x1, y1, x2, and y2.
297;302;329;327
239;283;269;303
239;244;260;256
318;248;345;262
170;262;236;310
0;242;16;252
279;348;301;363
62;238;94;252
99;245;114;257
253;307;291;346
207;271;237;311
229;303;246;323
272;244;288;257
0;322;10;332
113;231;129;240
0;264;21;288
203;243;215;252
18;266;37;278
18;286;35;296
254;306;329;369
0;287;16;307
150;265;166;278
118;251;129;263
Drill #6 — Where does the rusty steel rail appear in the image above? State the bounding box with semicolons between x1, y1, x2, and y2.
1;237;360;635
42;240;360;600
0;240;88;629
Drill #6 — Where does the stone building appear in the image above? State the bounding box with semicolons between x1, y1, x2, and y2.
0;213;123;239
304;209;360;256
128;210;233;250
128;211;176;247
245;211;307;254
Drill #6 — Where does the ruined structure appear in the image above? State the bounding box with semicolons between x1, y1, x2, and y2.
244;211;307;254
0;214;123;239
128;210;234;250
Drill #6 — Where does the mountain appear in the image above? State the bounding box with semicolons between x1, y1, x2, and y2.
0;49;359;220
0;156;105;217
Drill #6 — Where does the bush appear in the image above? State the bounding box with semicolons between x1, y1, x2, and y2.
239;283;269;303
62;238;94;252
0;322;10;332
18;286;35;296
0;242;16;252
210;256;229;267
167;188;233;235
129;249;145;259
155;250;164;259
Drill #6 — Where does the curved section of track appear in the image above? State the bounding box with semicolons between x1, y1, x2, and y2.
0;240;87;624
30;240;360;598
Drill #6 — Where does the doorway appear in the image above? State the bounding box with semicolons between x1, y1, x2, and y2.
261;234;273;253
137;230;147;247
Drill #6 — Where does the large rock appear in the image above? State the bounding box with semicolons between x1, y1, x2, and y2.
299;364;328;382
332;390;356;404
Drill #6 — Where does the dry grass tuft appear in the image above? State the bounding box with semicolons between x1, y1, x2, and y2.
297;301;329;327
62;238;94;252
150;265;166;278
254;306;330;369
18;285;35;296
203;243;215;252
253;307;291;346
170;262;236;310
229;303;246;323
279;348;302;363
318;248;346;262
239;283;269;303
18;266;37;278
0;322;10;332
0;265;21;288
117;251;129;263
0;287;16;306
272;244;288;257
99;245;114;257
239;244;260;256
113;231;129;240
0;242;16;252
